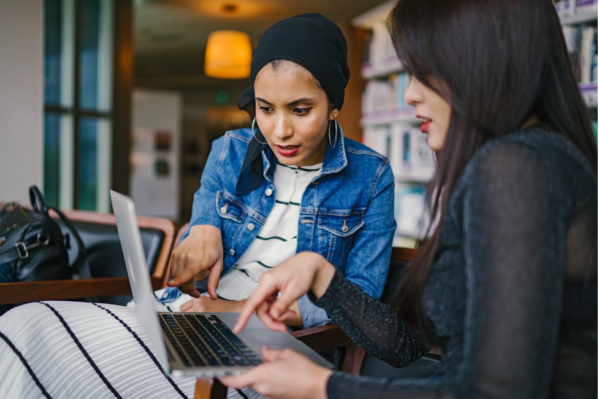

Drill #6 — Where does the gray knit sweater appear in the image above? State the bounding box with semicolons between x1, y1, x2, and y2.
313;124;597;398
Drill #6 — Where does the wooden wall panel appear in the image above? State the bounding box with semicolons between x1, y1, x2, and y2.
337;23;365;144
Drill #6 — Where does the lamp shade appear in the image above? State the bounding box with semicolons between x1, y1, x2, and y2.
204;30;252;79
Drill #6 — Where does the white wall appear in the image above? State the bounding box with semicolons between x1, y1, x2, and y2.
0;0;44;203
131;89;181;220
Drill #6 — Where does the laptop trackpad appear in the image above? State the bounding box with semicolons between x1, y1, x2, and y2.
214;312;266;331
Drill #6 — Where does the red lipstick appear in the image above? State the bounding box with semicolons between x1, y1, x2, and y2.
417;115;432;133
420;120;431;133
276;145;300;157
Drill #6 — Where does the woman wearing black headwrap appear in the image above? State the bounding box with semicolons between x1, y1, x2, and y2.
0;14;398;399
164;13;397;328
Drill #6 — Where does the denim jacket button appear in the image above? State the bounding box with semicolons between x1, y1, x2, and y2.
265;188;273;197
220;205;228;214
230;249;236;256
247;223;255;231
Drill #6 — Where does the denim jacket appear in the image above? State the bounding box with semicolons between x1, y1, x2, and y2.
176;127;396;328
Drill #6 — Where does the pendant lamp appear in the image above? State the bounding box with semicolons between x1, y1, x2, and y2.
204;30;252;79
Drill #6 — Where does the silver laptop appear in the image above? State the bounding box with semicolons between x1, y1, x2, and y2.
110;190;332;378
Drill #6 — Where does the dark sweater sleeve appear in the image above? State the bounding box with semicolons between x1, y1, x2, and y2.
316;141;580;398
312;270;429;368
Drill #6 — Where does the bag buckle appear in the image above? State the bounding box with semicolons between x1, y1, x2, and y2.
27;234;50;250
15;242;28;260
15;234;50;260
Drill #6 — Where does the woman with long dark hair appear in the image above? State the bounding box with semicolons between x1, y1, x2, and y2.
222;0;598;397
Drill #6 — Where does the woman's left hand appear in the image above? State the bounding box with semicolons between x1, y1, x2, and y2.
220;347;332;399
180;297;245;313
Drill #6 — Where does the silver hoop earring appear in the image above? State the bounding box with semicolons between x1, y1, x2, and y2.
252;117;267;145
328;118;338;148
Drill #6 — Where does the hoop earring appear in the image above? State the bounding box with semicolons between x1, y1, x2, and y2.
328;118;338;148
252;118;267;145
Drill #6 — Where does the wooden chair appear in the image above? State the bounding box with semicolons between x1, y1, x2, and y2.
0;207;175;305
193;247;419;399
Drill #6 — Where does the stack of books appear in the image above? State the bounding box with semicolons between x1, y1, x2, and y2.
362;73;412;114
363;21;396;67
363;124;435;182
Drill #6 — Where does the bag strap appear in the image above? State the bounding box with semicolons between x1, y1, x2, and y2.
49;207;98;302
29;186;50;218
0;202;18;218
48;206;92;280
0;240;38;265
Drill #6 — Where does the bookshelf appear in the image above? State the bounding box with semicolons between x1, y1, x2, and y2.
362;54;403;79
354;2;430;247
354;0;598;248
558;0;598;107
561;9;598;25
361;107;419;126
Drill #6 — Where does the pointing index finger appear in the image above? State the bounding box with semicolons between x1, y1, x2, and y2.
234;280;279;333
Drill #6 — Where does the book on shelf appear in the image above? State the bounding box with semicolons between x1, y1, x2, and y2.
395;183;427;239
362;72;411;114
563;24;598;83
556;0;577;16
363;30;373;64
555;0;598;16
581;26;598;83
363;124;435;182
576;0;598;14
364;20;397;66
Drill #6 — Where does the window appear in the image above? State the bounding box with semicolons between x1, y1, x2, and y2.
44;0;115;212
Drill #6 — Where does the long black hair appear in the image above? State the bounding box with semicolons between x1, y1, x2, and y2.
389;0;597;338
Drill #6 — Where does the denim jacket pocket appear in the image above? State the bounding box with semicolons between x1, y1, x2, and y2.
317;210;365;265
216;189;247;232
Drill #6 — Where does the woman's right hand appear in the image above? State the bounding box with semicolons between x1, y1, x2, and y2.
167;225;223;299
233;251;336;333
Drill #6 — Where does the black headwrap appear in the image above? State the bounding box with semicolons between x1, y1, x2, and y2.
235;13;350;196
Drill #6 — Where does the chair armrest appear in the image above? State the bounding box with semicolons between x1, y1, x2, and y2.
0;276;163;305
195;378;227;399
290;324;353;354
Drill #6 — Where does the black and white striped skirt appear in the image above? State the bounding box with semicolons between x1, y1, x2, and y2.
0;302;261;399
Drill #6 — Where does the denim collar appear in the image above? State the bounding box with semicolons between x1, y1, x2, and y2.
235;126;348;196
319;125;348;177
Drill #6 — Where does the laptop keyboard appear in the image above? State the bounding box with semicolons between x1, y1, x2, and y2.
159;313;262;368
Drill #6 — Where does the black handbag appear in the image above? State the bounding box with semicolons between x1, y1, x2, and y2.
0;186;91;283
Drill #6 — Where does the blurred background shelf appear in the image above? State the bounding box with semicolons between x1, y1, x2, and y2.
395;227;423;238
362;107;419;126
559;9;598;25
362;55;404;79
395;169;434;183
